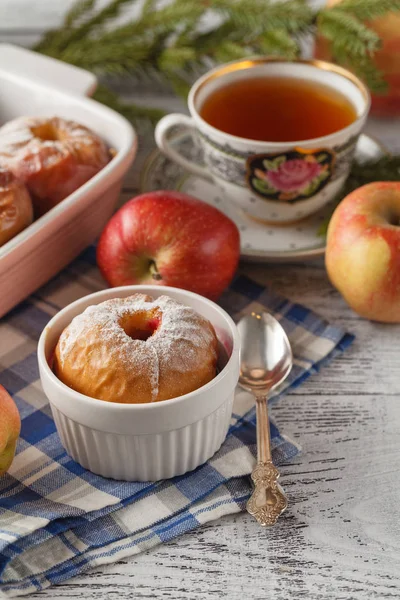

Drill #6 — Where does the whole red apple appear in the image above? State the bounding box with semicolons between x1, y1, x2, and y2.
326;182;400;322
0;385;21;476
97;191;240;300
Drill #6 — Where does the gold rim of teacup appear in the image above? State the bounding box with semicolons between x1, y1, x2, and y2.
190;57;371;148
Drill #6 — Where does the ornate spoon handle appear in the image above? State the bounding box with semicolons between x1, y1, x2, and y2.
246;395;288;526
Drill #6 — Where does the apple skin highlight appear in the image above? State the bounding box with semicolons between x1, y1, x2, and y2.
326;182;400;322
97;191;241;301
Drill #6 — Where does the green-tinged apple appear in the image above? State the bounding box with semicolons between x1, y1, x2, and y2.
97;191;241;300
0;385;21;476
326;182;400;322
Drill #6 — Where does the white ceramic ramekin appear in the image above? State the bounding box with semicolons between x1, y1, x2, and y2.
0;44;137;318
38;285;240;482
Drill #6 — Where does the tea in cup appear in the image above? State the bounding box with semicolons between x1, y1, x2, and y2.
155;58;370;225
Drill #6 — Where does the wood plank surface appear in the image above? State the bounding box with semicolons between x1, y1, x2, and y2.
1;5;400;599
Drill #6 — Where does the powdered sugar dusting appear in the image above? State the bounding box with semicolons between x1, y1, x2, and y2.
57;294;217;402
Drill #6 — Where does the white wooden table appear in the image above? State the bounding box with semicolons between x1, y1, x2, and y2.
2;4;400;599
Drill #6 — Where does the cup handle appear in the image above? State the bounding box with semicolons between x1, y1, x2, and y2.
155;113;213;182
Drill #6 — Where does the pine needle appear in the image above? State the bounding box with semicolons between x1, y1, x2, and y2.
158;47;197;73
318;9;381;57
218;0;314;35
259;29;300;58
35;0;137;55
345;156;400;188
350;56;388;94
61;40;150;74
337;0;400;21
214;41;252;63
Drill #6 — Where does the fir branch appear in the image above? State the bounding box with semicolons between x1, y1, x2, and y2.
67;0;135;39
350;55;388;93
93;85;166;127
216;0;314;36
95;0;204;45
346;156;400;187
142;0;156;15
317;9;381;57
259;29;300;59
336;0;400;22
34;31;61;54
33;0;400;126
213;41;252;63
64;0;97;28
33;0;99;54
146;0;205;28
34;0;314;78
188;21;240;55
164;73;192;98
317;6;387;92
60;40;150;74
158;47;197;73
35;0;136;56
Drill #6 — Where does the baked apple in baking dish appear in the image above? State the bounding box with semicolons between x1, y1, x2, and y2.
0;166;33;247
0;116;110;217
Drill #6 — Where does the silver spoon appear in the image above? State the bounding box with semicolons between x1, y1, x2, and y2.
237;311;293;526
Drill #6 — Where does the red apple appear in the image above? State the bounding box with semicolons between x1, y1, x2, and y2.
97;191;240;300
0;385;21;476
326;182;400;322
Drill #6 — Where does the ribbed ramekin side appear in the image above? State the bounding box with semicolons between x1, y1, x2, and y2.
50;392;234;482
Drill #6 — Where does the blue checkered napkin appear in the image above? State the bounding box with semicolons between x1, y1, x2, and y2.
0;248;354;597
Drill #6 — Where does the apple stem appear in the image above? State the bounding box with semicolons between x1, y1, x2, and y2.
149;260;162;281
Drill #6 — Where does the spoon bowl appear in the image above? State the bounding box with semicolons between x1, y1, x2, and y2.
238;312;293;394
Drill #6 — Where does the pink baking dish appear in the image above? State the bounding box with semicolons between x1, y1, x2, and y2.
0;44;137;318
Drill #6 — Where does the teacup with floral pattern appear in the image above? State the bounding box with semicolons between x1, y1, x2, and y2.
155;58;370;224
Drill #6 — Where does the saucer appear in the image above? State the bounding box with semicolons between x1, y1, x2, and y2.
141;133;387;263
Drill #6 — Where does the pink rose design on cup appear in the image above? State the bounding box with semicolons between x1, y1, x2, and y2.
265;159;321;193
247;149;335;203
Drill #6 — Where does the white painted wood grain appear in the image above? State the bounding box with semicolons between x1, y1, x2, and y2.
1;5;400;599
